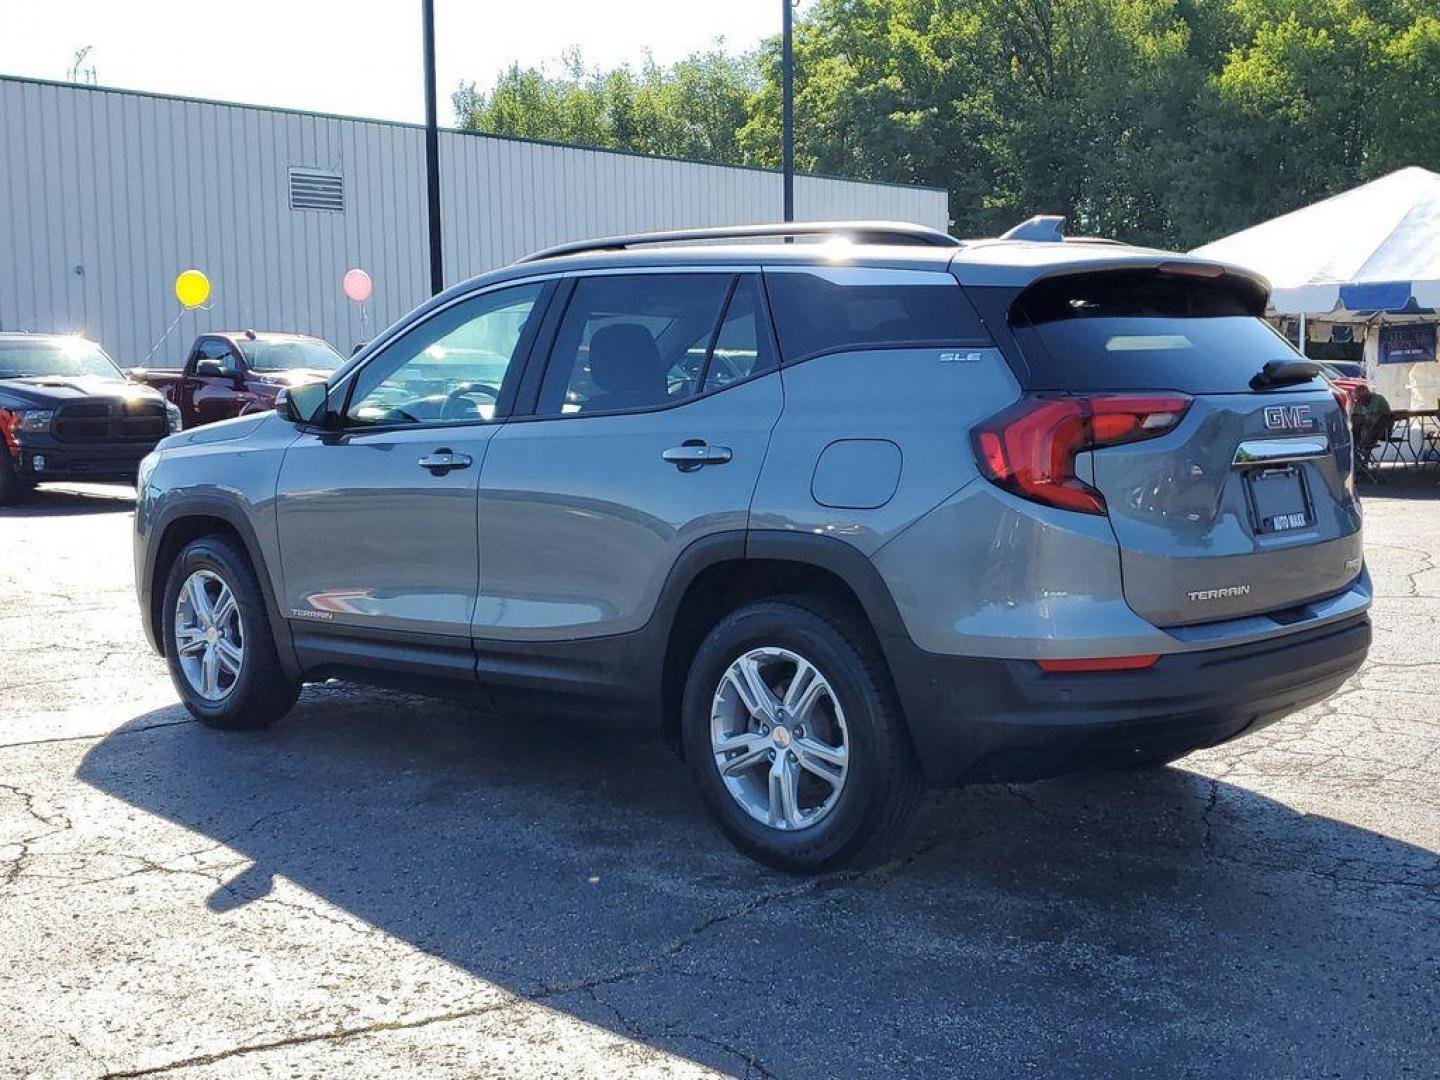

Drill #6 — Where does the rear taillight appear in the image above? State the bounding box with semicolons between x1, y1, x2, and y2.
972;393;1191;515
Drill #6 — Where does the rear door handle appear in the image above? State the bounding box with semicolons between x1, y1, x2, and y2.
418;449;473;475
662;442;732;471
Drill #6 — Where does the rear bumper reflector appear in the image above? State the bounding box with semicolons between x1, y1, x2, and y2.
1035;654;1160;673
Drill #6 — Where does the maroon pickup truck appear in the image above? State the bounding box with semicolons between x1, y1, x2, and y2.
131;331;343;429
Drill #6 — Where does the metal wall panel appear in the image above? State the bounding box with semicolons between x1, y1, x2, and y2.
0;76;949;368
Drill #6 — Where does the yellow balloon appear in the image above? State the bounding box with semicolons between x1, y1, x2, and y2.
174;269;210;309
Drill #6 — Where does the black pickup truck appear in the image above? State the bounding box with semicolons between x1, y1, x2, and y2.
0;333;180;504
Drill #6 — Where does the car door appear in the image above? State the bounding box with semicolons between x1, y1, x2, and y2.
275;280;553;672
475;270;783;641
172;340;202;419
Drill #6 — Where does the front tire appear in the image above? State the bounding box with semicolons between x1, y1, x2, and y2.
161;535;298;729
681;596;923;873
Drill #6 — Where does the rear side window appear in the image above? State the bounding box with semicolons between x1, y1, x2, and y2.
1012;269;1312;394
703;277;776;393
538;273;736;416
764;267;988;363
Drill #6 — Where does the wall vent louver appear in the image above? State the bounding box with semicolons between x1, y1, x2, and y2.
288;167;344;212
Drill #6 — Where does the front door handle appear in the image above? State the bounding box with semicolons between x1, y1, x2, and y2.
418;449;473;475
662;442;733;471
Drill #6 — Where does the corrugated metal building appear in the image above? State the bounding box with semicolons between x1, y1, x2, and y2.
0;75;949;367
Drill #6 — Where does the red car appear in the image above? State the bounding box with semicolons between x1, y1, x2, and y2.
131;331;343;429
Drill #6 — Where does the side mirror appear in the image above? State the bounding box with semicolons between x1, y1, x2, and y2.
194;358;226;378
276;381;331;426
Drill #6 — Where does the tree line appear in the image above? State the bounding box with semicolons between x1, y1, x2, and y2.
453;0;1440;250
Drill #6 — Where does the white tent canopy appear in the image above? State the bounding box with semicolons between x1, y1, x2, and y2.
1193;167;1440;317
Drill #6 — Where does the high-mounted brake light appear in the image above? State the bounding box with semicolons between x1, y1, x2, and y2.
972;393;1192;515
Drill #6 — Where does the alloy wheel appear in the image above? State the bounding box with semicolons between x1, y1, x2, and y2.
710;646;850;831
173;569;245;701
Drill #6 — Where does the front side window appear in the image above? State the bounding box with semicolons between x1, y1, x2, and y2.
537;273;735;417
196;339;238;374
345;283;545;426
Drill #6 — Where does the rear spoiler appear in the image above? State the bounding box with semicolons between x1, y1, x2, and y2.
1008;263;1272;322
1001;262;1271;319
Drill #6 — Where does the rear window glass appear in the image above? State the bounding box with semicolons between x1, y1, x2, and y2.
765;268;987;362
240;339;344;373
1012;270;1315;394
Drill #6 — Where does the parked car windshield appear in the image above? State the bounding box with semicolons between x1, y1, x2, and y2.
239;339;343;373
0;338;124;380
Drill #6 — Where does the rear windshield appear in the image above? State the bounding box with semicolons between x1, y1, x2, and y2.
1012;270;1318;394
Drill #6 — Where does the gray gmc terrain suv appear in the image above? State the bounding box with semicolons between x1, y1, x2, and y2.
134;221;1371;871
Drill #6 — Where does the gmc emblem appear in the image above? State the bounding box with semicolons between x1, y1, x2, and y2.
1264;404;1315;431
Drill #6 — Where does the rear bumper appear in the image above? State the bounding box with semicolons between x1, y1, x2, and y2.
885;613;1371;785
12;439;155;482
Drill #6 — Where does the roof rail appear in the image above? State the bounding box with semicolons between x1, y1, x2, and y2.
517;220;962;263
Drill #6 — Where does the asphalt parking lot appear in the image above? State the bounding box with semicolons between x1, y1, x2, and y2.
2;483;1437;1079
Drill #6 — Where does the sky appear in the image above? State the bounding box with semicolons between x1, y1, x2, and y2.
0;0;794;125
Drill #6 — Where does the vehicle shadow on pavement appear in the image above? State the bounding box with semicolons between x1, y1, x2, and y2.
0;485;135;516
78;689;1439;1077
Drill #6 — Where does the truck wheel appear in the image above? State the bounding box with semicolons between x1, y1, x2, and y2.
681;596;924;873
0;453;26;506
161;534;298;729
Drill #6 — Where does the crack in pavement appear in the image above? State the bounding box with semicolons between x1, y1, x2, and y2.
0;781;73;889
0;717;194;752
1200;777;1221;851
577;984;779;1080
97;842;937;1078
99;997;527;1078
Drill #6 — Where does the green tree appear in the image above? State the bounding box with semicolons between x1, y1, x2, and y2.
451;0;1440;248
453;47;758;163
738;0;1007;234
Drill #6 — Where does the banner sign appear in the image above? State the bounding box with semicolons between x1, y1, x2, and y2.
1341;281;1412;313
1379;324;1436;365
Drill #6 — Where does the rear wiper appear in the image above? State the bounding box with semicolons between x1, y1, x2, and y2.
1251;358;1321;390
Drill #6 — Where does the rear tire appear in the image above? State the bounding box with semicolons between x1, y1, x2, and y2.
681;596;923;873
161;534;298;729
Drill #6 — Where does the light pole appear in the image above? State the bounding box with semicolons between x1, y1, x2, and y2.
781;0;794;222
421;0;444;296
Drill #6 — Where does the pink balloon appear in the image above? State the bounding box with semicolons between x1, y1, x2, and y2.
342;268;373;303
